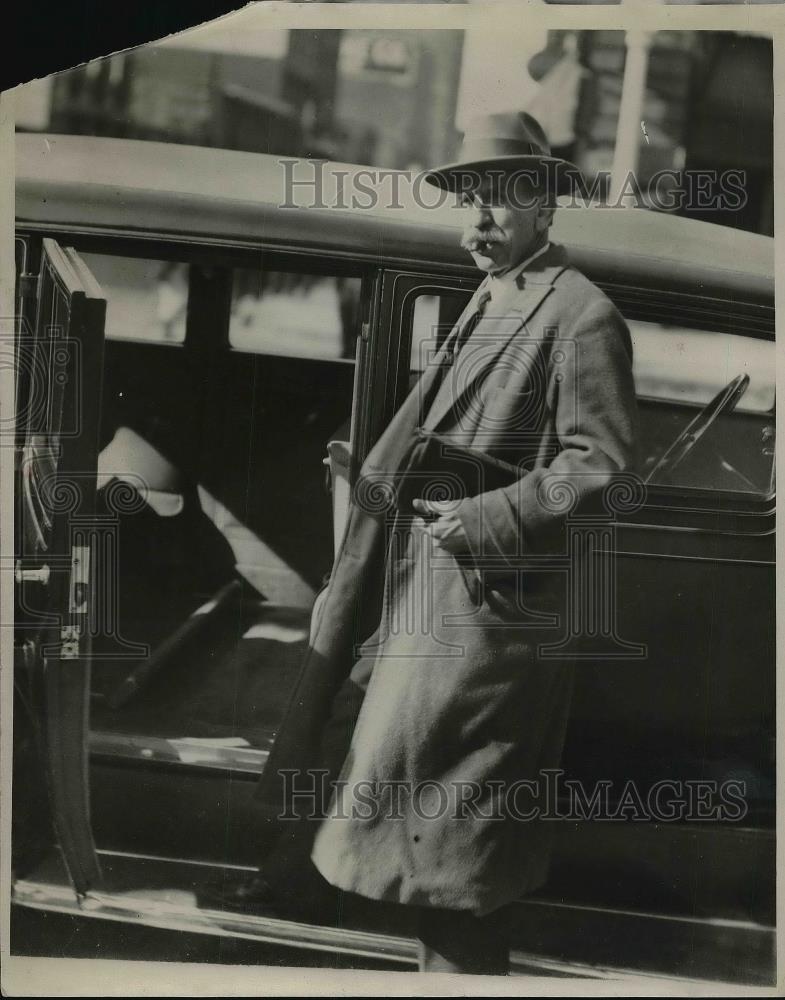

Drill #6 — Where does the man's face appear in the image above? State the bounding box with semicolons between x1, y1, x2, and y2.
459;173;549;275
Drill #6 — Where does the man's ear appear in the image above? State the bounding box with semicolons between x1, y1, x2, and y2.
535;200;556;233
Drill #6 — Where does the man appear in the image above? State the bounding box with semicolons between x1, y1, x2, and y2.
218;111;639;975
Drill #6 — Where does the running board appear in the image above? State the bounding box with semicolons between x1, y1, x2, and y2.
12;875;415;968
8;877;716;983
12;851;775;985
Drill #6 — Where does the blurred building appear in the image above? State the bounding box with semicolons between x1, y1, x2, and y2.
33;28;462;169
44;34;335;158
336;30;464;170
527;29;773;234
16;24;772;234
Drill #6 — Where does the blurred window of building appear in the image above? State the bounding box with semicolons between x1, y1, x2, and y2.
80;253;188;344
337;29;462;170
340;33;416;87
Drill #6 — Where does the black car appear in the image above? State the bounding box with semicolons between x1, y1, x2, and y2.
12;133;775;984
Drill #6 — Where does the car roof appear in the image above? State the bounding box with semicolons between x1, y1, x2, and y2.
16;133;774;303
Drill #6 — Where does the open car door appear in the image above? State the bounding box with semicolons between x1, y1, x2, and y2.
14;238;106;897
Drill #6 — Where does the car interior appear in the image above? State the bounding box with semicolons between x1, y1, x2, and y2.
83;254;360;762
12;236;776;971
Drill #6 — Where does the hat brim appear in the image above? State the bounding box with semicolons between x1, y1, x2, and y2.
424;154;582;197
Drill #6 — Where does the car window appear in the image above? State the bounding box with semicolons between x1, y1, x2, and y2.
630;321;774;414
229;269;361;361
79;253;188;344
630;320;774;495
403;288;774;498
409;291;470;377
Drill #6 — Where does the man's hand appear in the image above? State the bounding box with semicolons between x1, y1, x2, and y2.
412;499;470;555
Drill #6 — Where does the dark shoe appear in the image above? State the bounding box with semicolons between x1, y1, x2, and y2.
198;872;282;915
198;869;341;922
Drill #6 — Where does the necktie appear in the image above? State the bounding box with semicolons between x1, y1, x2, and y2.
445;287;492;363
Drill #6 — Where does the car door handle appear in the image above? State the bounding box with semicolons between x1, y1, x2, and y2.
15;561;50;586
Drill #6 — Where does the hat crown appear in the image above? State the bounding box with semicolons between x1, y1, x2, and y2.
424;108;579;195
460;110;552;160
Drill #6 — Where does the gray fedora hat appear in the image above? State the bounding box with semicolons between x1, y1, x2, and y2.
425;110;582;196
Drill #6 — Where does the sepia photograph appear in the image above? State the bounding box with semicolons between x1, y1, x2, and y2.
1;0;780;994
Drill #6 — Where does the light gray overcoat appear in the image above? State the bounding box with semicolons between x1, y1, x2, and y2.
258;242;640;915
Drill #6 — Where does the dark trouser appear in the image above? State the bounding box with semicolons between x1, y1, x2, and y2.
257;673;371;903
416;903;512;975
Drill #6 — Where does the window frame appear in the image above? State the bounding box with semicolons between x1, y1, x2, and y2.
373;268;775;555
16;233;774;550
76;250;192;348
19;228;379;488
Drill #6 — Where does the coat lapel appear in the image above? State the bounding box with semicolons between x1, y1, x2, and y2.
423;255;566;432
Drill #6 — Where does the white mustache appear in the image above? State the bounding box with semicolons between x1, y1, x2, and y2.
461;231;504;253
463;237;495;252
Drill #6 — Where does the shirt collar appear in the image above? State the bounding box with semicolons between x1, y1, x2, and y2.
480;241;552;306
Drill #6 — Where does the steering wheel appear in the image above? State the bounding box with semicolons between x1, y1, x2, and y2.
644;373;750;485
